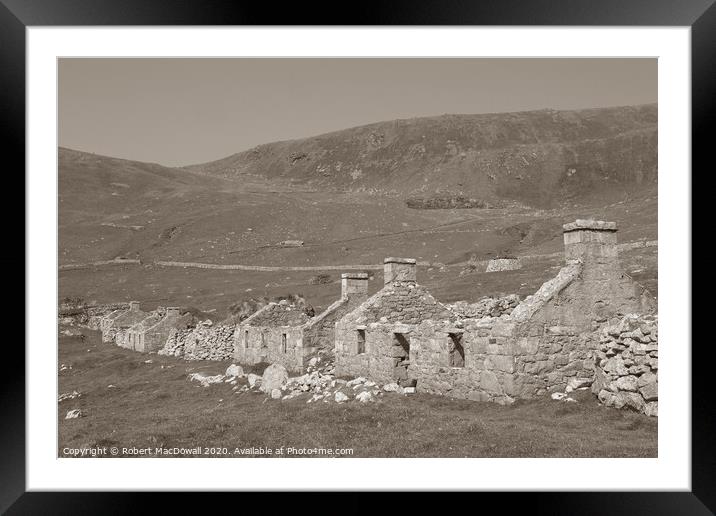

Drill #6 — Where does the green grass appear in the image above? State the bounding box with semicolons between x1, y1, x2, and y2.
59;329;657;458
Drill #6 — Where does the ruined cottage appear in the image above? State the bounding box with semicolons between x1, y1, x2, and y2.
234;273;370;372
334;220;655;403
100;301;149;347
126;307;191;353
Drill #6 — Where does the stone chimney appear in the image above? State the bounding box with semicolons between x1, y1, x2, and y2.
563;220;619;277
384;257;417;285
341;272;369;301
129;301;140;312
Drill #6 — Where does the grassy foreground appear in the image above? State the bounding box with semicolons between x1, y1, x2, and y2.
58;329;657;458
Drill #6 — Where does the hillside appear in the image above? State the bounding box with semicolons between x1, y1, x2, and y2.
186;104;657;208
58;104;657;314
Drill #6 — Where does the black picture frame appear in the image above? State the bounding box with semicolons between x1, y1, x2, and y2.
3;0;706;512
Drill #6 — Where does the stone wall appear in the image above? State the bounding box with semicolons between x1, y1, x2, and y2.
159;321;236;361
335;280;451;378
590;314;658;416
235;324;305;371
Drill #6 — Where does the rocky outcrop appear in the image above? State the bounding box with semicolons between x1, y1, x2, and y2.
591;314;658;416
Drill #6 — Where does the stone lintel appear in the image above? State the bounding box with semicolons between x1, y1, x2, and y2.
563;219;617;233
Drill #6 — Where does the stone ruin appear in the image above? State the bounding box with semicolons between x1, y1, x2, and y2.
485;257;522;272
99;302;190;352
334;220;656;410
80;218;658;415
126;307;192;352
102;301;149;347
234;273;369;372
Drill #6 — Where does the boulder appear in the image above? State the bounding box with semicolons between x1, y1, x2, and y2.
225;364;244;378
639;382;658;401
260;364;289;393
567;377;592;391
65;409;84;419
644;401;658;417
614;375;639;392
334;391;349;403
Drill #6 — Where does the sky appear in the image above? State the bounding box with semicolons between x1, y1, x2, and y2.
58;58;657;167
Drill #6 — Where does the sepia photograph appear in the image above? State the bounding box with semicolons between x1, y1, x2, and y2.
56;57;659;459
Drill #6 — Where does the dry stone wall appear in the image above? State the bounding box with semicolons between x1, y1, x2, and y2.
159;321;237;361
590;314;658;416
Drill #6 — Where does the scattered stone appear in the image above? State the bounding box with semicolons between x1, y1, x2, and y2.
334;391;349;403
271;388;282;399
65;409;84;419
188;372;225;387
58;391;81;402
356;391;374;403
383;383;400;392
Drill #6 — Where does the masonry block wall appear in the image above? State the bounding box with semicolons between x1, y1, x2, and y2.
236;323;306;371
234;301;311;372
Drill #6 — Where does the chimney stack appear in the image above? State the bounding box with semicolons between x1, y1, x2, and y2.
384;257;417;285
563;220;618;274
129;301;140;312
341;272;369;302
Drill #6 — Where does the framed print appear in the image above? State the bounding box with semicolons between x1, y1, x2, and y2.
3;0;709;511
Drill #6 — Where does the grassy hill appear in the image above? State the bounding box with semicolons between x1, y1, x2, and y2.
186;104;657;207
58;104;657;316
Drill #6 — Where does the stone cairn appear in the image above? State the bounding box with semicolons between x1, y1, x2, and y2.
591;314;658;417
159;319;236;361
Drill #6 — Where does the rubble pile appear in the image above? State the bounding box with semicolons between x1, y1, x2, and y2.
233;353;415;404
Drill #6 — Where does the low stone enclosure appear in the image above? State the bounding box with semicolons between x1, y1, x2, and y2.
335;220;657;414
234;273;369;372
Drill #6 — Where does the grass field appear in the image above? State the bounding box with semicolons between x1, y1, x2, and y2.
58;329;657;458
